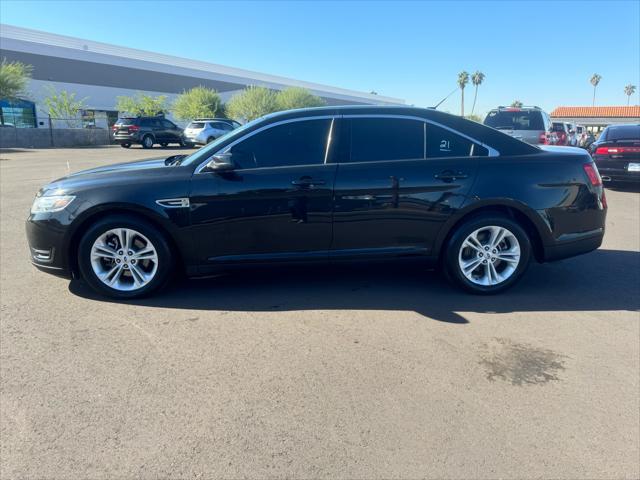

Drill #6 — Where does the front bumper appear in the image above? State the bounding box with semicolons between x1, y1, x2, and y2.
25;216;72;278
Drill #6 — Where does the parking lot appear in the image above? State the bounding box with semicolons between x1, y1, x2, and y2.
1;146;638;478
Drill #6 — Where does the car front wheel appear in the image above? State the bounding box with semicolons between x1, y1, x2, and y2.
443;214;531;294
77;215;173;298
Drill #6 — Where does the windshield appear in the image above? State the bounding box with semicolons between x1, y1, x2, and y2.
484;110;544;130
180;118;257;166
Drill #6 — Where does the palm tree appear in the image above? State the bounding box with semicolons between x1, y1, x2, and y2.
470;71;485;116
511;100;523;108
457;71;469;116
624;84;636;106
590;74;602;106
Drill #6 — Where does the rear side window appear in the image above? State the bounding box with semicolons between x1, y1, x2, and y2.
347;118;424;162
140;118;154;128
230;119;332;169
116;118;138;126
427;124;487;157
484;110;544;131
211;122;233;131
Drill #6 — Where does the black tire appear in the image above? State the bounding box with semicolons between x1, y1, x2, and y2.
442;214;531;295
206;136;215;144
77;215;173;299
178;138;186;147
141;135;154;149
120;143;131;148
160;142;169;148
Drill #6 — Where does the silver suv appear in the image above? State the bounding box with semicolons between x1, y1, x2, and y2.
183;118;241;146
484;106;553;145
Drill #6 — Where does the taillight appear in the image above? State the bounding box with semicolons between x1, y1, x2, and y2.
111;125;118;132
128;125;140;132
595;146;640;155
538;132;548;144
583;163;602;186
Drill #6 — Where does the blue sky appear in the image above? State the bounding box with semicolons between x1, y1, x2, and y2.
1;0;639;116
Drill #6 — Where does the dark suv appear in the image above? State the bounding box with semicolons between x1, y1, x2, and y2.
112;117;184;149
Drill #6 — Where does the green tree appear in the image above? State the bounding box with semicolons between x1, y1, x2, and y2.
590;74;602;106
457;71;469;116
116;92;169;116
0;58;32;100
470;71;485;116
43;87;87;127
226;86;278;122
624;84;636;106
275;87;325;111
172;86;224;121
465;114;483;123
510;100;523;108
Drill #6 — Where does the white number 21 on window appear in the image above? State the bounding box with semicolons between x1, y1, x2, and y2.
440;140;451;151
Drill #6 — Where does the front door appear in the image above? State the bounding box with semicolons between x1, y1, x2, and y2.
189;117;337;266
331;117;481;259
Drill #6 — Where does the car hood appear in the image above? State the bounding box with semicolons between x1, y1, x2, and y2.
40;156;185;195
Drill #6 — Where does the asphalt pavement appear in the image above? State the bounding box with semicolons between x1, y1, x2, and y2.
1;146;638;479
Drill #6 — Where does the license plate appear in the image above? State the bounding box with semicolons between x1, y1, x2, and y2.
629;163;640;172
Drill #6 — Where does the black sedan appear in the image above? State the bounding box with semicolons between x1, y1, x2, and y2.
26;106;607;298
589;124;640;184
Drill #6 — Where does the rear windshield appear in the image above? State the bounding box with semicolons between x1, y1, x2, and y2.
484;110;544;130
187;122;206;129
115;118;138;126
552;123;566;132
607;125;640;141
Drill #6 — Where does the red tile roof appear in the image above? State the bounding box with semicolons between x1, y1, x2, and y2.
551;106;640;118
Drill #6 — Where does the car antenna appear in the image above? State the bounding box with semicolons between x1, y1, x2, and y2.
432;87;459;110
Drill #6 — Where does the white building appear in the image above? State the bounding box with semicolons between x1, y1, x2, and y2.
0;24;404;127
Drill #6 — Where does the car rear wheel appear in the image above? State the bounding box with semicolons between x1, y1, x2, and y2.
77;215;173;298
160;142;168;148
141;135;154;149
443;214;531;294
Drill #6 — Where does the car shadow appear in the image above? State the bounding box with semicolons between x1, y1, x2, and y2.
69;249;640;324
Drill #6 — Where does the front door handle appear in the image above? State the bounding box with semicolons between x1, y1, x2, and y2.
291;177;326;188
434;170;469;182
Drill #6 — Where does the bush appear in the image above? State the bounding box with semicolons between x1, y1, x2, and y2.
172;86;224;121
275;87;325;111
116;92;169;117
225;86;278;122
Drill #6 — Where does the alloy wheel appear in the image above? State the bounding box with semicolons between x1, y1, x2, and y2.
90;228;159;291
457;225;521;286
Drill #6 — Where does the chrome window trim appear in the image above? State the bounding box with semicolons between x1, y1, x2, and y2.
342;114;500;158
195;115;337;174
195;112;499;173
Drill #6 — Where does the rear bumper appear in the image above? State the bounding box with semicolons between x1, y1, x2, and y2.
543;229;604;262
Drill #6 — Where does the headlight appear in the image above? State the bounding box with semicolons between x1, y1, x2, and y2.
30;195;76;214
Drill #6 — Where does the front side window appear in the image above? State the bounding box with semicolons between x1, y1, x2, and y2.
348;118;424;162
229;119;332;169
426;124;487;157
162;120;176;129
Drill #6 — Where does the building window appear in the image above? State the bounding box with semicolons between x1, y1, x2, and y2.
0;99;37;128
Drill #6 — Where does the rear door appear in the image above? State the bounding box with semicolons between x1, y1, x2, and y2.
331;116;482;259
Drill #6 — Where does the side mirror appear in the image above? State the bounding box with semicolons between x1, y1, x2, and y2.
206;152;234;172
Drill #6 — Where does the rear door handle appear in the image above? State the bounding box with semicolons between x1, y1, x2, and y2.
434;170;469;182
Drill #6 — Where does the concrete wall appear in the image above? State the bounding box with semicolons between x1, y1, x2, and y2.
0;127;111;149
